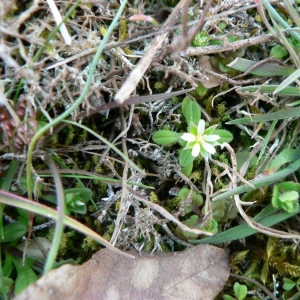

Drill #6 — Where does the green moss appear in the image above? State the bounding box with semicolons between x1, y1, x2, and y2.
149;191;159;204
84;160;92;171
216;102;226;117
78;130;88;143
94;219;102;232
245;165;258;180
64;125;75;146
51;135;59;145
144;240;154;251
94;165;104;174
81;236;100;252
171;96;181;105
203;95;214;117
166;197;182;210
154;81;164;91
190;171;202;182
115;200;121;211
218;153;229;165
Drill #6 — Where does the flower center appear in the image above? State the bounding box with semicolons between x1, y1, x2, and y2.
196;134;206;144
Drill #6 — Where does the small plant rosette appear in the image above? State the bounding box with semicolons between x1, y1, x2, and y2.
152;97;233;175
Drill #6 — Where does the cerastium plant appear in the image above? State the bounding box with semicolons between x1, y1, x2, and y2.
152;97;233;176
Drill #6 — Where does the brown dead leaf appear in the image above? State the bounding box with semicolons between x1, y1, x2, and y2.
199;56;224;88
15;244;229;300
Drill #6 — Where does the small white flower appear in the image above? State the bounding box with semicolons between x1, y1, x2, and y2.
181;120;221;160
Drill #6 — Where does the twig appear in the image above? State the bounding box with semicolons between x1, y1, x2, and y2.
128;187;213;236
182;34;273;56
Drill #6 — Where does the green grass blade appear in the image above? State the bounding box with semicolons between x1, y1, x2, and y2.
227;58;295;77
190;205;299;244
273;69;300;95
42;154;65;275
213;157;300;201
257;120;278;164
238;85;300;96
227;106;300;125
0;190;133;259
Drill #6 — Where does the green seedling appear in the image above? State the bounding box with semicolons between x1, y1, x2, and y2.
283;277;300;292
270;44;288;59
192;31;211;47
177;186;203;214
223;282;248;300
272;181;300;213
202;199;238;223
153;97;233;176
174;186;219;239
176;215;218;240
43;187;92;215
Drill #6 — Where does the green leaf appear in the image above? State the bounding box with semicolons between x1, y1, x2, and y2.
274;68;300;95
69;204;87;215
227;107;300;125
185;215;199;227
238;85;300;96
281;200;299;214
65;188;92;203
178;187;190;199
195;83;208;96
181;163;193;177
0;276;13;296
182;100;201;128
227;58;295;77
214;130;233;143
236;151;257;170
233;282;247;300
283;278;296;291
13;257;37;295
278;181;300;192
272;185;280;208
182;97;192;117
270;44;288;59
200;218;218;234
152;130;181;145
191;204;299;244
17;208;30;227
192;193;203;207
3;252;13;277
179;149;194;168
223;295;235;300
267;149;300;173
0;221;26;242
279;191;299;203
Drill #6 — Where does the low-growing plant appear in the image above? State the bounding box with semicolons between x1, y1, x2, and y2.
272;181;300;214
152;97;233;176
223;282;248;300
43;188;92;215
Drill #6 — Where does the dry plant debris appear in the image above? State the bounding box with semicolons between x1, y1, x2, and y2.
1;0;300;298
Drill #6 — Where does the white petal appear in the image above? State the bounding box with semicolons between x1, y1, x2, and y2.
181;133;196;142
204;135;220;142
192;143;201;157
197;120;205;135
202;141;216;154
